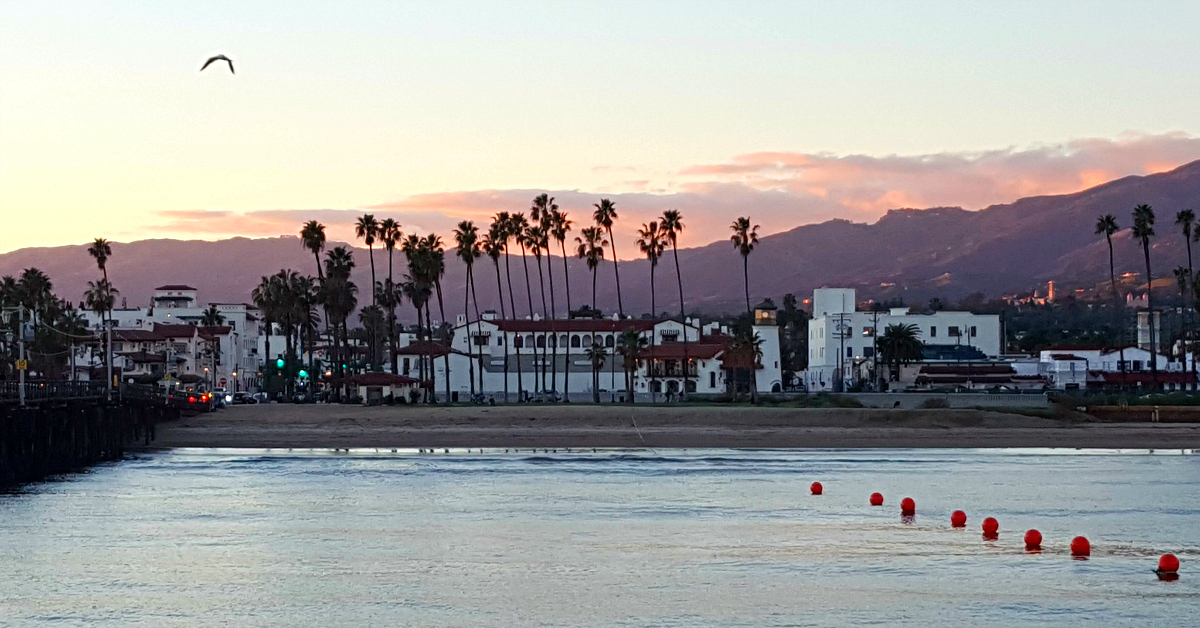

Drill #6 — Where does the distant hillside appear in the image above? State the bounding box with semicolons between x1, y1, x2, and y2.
2;160;1198;319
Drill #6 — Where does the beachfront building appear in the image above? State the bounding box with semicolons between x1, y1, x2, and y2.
428;306;783;402
802;288;1002;392
1036;345;1192;390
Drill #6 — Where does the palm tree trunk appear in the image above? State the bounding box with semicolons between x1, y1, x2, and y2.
607;227;624;317
464;263;476;399
535;255;549;394
434;280;451;403
1144;242;1158;389
504;249;523;402
1107;235;1126;383
591;267;598;311
672;241;689;400
263;321;271;394
742;255;758;404
469;262;484;400
1188;239;1196;388
649;264;657;403
519;242;536;393
388;249;397;375
494;259;510;403
546;252;559;397
559;240;572;402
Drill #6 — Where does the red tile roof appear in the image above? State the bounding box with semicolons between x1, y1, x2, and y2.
493;319;656;333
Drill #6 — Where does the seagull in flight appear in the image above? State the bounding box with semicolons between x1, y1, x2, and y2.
200;54;235;74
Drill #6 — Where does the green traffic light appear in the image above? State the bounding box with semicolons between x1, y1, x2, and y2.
276;358;285;368
298;369;308;378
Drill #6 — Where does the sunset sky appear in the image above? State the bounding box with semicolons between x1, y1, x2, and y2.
2;1;1198;255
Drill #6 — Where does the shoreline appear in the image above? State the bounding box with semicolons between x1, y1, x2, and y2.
137;404;1200;450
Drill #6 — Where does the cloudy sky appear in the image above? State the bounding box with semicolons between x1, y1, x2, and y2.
2;1;1198;255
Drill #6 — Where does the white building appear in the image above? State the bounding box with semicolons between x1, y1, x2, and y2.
1037;345;1192;390
803;288;1002;391
422;305;783;402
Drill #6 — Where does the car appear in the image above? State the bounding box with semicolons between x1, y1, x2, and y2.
232;392;258;405
211;388;231;408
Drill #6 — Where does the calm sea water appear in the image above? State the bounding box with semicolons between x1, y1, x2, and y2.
2;448;1198;627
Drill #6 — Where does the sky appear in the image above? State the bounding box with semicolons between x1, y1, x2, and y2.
2;1;1198;255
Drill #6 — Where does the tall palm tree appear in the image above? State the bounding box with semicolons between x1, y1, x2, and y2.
454;221;482;398
1132;204;1158;389
252;275;278;392
496;212;524;401
512;213;539;392
637;220;665;402
355;214;380;368
300;221;327;279
1095;215;1125;375
552;206;575;400
877;323;923;385
730;217;760;401
593;199;624;317
524;221;551;393
379;218;402;373
724;328;764;401
424;233;453;403
575;226;607;311
660;209;689;398
531;194;559;397
1177;209;1197;385
86;238;113;385
483;224;510;403
323;246;357;395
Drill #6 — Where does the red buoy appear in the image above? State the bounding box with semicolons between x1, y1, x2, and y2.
869;492;884;506
900;497;915;514
982;517;999;534
950;510;967;528
1070;536;1091;557
1158;554;1180;574
810;482;823;495
1024;529;1042;551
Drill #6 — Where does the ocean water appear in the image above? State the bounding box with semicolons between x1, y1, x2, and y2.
1;448;1198;627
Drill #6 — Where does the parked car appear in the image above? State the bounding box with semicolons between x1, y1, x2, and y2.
211;388;231;408
232;392;258;405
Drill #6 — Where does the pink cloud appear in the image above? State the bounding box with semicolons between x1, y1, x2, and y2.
147;133;1199;256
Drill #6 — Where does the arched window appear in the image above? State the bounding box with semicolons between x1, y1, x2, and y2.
570;335;581;348
536;335;546;348
605;334;614;348
513;335;523;348
582;334;592;347
559;334;569;348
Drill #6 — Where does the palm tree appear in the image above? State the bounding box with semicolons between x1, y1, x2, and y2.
616;328;646;404
531;194;559;397
496;212;525;401
1095;215;1125;375
379;218;402;373
585;341;607;403
593;198;624;317
724;328;764;401
483;224;510;403
86;238;113;387
424;233;453;403
525;221;551;393
637;220;665;402
877;323;923;385
355;214;380;368
575;226;607;311
300;221;327;279
730;217;760;316
551;206;574;400
323;246;357;396
1177;209;1197;385
660;209;689;398
454;221;483;399
1133;204;1158;388
513;214;541;392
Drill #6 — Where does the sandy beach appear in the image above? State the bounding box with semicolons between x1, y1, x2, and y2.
141;404;1200;449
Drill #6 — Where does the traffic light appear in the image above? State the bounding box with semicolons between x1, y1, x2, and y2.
298;369;308;378
276;357;285;369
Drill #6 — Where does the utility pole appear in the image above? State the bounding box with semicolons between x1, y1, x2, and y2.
106;320;113;401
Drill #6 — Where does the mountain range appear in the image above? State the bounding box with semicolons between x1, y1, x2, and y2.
2;159;1199;318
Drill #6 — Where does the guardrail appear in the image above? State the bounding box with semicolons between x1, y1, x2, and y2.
0;380;108;404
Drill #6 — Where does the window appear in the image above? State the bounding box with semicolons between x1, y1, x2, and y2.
709;372;716;389
513;335;524;348
582;334;592;347
948;326;961;337
847;346;853;358
473;334;490;346
864;346;875;357
536;335;546;348
1133;360;1143;371
930;326;937;338
819;347;825;358
605;334;614;348
559;334;568;348
570;335;581;348
687;380;697;393
660;330;680;343
970;326;977;337
863;327;875;337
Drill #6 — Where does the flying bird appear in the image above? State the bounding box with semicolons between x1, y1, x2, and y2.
200;54;235;74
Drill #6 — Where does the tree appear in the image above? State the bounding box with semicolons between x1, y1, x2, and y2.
483;223;510;403
575;226;607;311
86;238;114;388
300;221;327;280
496;212;524;401
355;214;380;368
877;323;923;384
1177;209;1197;384
659;209;690;398
454;220;482;399
730;216;760;401
252;275;278;392
531;194;559;397
637;220;665;402
513;213;541;392
1095;214;1125;375
1133;204;1158;388
323;246;358;396
616;328;646;403
584;341;607;403
593;198;624;317
550;207;574;401
379;218;403;373
424;233;452;403
723;327;763;402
